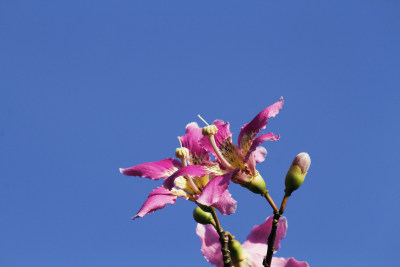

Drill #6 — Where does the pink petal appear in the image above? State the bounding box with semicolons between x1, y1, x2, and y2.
246;146;268;174
212;120;234;147
163;165;209;190
238;97;284;156
245;133;280;162
212;189;237;215
196;173;232;207
246;151;257;175
132;186;178;220
196;224;223;267
199;120;233;157
271;257;309;267
242;216;288;266
180;122;210;165
120;158;182;180
200;120;245;169
254;146;267;163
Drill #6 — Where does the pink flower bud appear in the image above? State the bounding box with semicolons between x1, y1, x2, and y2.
285;152;311;194
292;152;311;174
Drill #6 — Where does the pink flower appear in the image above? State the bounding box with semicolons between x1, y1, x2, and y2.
120;122;237;219
199;98;283;190
196;216;309;267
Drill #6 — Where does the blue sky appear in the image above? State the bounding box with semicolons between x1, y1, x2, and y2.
1;1;399;266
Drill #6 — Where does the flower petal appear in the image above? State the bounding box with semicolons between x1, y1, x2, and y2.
271;257;309;267
196;224;223;267
254;146;267;163
238;97;284;157
180;122;210;165
120;158;182;180
132;186;179;220
200;120;245;169
246;151;257;175
199;120;232;156
163;165;210;190
174;176;197;195
196;173;232;207
194;175;210;189
203;162;230;176
242;216;288;265
245;133;280;162
212;189;237;215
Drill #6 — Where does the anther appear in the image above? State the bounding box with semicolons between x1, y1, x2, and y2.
198;114;218;136
175;147;189;159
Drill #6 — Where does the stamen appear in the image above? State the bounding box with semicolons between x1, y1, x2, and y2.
187;175;202;195
179;156;202;194
198;115;234;170
197;114;210;126
208;135;235;171
177;136;183;147
175;139;201;195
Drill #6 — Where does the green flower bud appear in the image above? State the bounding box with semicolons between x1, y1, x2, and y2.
193;207;216;227
228;239;247;265
284;152;311;195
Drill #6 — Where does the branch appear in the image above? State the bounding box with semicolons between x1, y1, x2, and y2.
263;190;279;213
210;208;233;267
263;194;290;267
263;212;281;267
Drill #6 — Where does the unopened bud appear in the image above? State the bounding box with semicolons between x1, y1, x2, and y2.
284;152;311;195
175;147;189;159
228;239;247;266
193;207;216;227
202;125;218;136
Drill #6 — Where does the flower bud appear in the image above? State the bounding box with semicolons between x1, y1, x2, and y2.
284;152;311;195
193;207;216;227
202;125;218;136
228;239;247;266
175;147;189;159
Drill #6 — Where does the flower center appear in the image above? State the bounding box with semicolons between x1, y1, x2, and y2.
198;114;235;171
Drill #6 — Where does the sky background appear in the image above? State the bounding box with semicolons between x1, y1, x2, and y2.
1;1;399;266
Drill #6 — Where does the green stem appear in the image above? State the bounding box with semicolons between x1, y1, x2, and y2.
263;190;279;213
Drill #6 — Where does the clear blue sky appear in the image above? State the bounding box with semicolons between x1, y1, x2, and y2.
1;1;399;266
